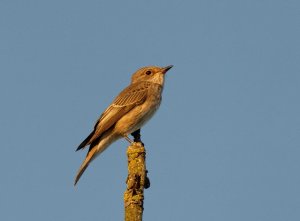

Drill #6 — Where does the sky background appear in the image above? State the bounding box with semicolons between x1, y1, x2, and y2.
1;0;299;220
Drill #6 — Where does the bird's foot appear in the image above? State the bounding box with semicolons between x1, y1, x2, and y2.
131;129;144;146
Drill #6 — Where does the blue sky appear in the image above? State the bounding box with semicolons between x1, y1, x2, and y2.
1;0;299;220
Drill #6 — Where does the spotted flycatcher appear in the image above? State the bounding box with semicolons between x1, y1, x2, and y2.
74;65;173;185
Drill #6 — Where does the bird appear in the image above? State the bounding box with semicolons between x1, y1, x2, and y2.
74;65;173;185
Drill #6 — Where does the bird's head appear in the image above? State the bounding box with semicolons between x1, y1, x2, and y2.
131;65;173;85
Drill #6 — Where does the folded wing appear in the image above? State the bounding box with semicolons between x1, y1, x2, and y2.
76;81;150;150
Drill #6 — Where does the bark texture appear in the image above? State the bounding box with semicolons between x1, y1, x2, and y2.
124;142;148;221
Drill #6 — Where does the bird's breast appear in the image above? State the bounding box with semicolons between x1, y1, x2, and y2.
114;84;163;135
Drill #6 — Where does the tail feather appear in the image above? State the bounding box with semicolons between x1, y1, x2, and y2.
74;147;98;185
74;130;118;185
76;132;94;151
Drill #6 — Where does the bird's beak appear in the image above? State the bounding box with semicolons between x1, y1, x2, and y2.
162;65;173;74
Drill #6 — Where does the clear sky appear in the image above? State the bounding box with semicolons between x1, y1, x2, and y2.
1;0;299;220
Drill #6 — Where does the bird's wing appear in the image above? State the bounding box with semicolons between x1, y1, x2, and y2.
76;81;150;150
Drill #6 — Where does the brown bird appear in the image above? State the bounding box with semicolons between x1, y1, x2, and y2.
75;65;173;185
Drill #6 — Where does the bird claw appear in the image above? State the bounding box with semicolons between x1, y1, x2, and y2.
131;129;144;146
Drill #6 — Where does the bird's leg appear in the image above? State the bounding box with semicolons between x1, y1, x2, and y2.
131;129;144;145
123;135;134;144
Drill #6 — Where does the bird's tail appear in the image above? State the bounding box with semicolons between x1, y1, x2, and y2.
76;131;94;151
74;130;120;186
74;131;118;186
74;146;97;186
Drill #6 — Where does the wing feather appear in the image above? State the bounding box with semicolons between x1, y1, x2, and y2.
77;82;150;150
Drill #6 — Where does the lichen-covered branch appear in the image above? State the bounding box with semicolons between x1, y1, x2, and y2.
124;142;149;221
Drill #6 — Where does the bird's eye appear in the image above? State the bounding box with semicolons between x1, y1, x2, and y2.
145;70;152;75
